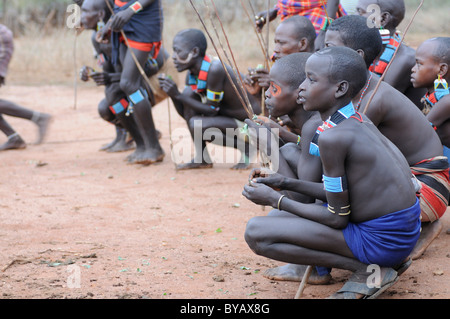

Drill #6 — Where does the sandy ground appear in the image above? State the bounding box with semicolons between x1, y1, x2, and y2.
0;85;448;300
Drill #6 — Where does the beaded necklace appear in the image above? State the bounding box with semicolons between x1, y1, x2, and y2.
369;33;401;76
355;73;373;111
309;102;356;157
187;55;211;93
421;77;450;114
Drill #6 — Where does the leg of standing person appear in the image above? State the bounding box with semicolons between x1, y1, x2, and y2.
119;44;164;164
0;99;51;150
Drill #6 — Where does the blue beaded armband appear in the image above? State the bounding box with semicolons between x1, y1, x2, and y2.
323;175;348;193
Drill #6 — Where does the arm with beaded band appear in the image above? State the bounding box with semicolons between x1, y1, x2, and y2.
128;0;156;13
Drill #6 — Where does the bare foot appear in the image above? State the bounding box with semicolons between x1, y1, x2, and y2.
231;162;251;170
128;148;165;165
107;139;135;153
263;264;331;285
33;113;52;144
411;220;443;260
0;134;26;151
176;160;213;170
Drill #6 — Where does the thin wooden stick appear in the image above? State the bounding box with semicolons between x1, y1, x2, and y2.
363;0;424;115
241;0;269;65
209;0;255;116
73;30;78;110
189;0;254;119
294;265;312;299
266;0;270;70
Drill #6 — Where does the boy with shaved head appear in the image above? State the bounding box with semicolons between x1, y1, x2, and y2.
244;15;316;111
325;15;449;260
412;37;450;142
243;46;421;299
411;37;450;241
159;28;261;170
356;0;426;110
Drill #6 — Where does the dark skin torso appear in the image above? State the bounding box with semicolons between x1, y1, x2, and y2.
355;73;443;165
318;115;417;224
199;60;260;121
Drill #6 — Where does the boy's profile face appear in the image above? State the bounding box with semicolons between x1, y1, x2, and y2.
273;23;302;61
298;54;336;113
81;0;101;29
265;65;299;118
172;36;194;72
411;41;441;90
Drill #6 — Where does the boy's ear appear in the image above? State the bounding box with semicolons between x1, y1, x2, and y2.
191;47;201;59
438;63;449;78
298;37;309;52
335;81;349;99
356;49;365;62
380;11;392;28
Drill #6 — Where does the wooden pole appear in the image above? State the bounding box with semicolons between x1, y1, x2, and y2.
294;265;312;299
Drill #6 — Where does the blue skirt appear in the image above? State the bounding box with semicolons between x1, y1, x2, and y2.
343;198;421;267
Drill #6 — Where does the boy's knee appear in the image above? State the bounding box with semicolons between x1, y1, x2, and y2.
105;83;123;105
188;116;204;131
119;78;140;96
98;100;115;122
244;217;266;255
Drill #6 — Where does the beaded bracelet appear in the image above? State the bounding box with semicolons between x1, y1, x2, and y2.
277;195;285;211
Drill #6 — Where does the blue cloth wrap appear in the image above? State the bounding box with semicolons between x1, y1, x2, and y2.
343;198;421;267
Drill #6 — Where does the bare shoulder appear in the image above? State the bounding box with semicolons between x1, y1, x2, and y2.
395;44;416;68
301;114;322;140
209;58;226;74
439;94;450;106
318;120;356;153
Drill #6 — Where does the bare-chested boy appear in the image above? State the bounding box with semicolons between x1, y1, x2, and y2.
96;0;164;165
243;46;421;299
325;15;448;260
245;52;334;284
158;28;261;170
245;53;322;200
411;37;450;148
356;0;426;110
411;37;450;237
253;15;446;283
0;24;51;151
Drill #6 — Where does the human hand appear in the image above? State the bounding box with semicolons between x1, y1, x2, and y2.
91;72;111;86
243;72;261;96
249;167;285;191
95;24;111;44
255;11;267;33
79;66;95;82
158;74;179;98
248;67;270;89
242;180;280;207
109;8;134;31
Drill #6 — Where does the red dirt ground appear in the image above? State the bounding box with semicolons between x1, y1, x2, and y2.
0;85;448;299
